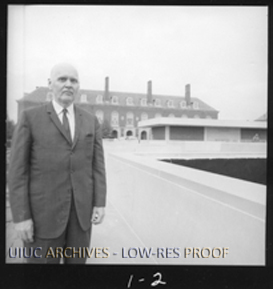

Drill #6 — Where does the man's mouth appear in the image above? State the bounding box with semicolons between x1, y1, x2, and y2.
62;91;73;96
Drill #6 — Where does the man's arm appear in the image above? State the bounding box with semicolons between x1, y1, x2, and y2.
8;111;34;241
91;116;107;223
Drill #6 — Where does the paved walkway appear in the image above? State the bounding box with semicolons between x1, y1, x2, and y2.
87;199;157;264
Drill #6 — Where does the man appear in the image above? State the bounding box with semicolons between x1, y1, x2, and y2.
8;63;107;264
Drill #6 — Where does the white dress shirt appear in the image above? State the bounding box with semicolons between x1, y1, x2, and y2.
52;99;75;141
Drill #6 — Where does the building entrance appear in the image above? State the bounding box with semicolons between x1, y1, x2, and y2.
111;130;118;138
141;131;147;140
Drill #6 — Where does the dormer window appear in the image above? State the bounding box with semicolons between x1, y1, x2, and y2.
141;98;147;106
193;101;199;109
155;113;162;118
80;94;87;103
96;94;103;104
168;113;175;118
126;97;134;106
154;99;161;107
167;100;174;108
111;95;119;105
180;100;187;109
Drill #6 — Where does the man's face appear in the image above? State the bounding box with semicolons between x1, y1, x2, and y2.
49;64;80;107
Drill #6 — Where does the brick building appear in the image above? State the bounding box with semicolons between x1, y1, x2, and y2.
17;77;219;139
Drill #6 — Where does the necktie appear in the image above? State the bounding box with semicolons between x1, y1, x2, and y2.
62;108;72;143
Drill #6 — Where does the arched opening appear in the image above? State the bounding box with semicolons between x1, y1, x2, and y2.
126;130;133;137
111;130;118;139
141;131;147;140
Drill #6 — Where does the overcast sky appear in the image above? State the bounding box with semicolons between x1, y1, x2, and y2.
7;5;267;122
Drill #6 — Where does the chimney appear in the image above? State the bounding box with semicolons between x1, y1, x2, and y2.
147;80;152;104
104;76;110;101
185;84;191;106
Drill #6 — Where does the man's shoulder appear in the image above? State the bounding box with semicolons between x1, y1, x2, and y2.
75;105;96;119
19;104;48;118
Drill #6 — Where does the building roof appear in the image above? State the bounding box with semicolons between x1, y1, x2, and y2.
255;113;267;121
18;87;49;103
138;117;267;129
18;86;218;112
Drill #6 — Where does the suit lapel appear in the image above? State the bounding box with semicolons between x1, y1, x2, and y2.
47;102;72;145
72;106;82;150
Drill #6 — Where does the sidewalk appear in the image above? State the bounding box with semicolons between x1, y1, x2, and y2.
87;199;157;264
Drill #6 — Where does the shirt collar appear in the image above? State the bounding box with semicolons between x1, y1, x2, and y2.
52;99;74;116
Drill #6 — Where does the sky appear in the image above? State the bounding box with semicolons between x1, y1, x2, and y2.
7;5;268;122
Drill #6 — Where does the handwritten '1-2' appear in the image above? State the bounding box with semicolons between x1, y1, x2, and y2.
127;272;166;288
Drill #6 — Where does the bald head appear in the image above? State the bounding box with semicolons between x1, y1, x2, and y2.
48;63;80;108
50;63;79;81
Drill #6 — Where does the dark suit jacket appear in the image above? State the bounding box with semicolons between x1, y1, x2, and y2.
8;102;107;239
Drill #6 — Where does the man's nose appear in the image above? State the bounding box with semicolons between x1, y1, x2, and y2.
64;79;73;86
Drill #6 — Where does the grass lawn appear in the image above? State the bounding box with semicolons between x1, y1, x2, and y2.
162;158;266;185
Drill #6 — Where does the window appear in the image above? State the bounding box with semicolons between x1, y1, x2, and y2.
111;111;119;126
181;114;188;118
206;115;212;119
155;113;162;118
180;100;187;109
112;95;119;105
80;94;87;103
95;110;104;124
141;98;147;106
126;112;134;126
167;100;174;108
154;99;161;107
141;113;148;121
194;114;200;119
193;101;199;109
96;95;103;104
126;97;134;106
168;113;175;118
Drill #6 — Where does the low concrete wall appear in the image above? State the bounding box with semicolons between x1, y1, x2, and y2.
107;152;266;265
103;140;266;159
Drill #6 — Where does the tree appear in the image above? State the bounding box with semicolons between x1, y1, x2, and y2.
6;117;15;147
